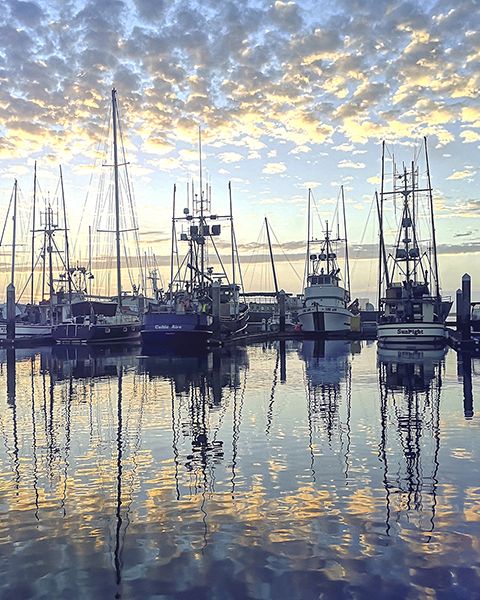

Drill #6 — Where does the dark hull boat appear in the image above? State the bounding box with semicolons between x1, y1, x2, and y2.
141;308;213;348
53;322;141;344
53;301;140;344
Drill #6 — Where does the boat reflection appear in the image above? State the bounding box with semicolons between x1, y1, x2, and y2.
299;339;352;480
377;346;446;535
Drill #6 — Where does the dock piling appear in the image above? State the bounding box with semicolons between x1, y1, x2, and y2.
212;281;221;340
278;289;286;333
461;273;472;341
6;284;15;343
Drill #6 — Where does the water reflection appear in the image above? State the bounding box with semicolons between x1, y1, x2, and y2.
0;343;478;598
377;347;445;536
299;340;352;482
457;353;475;420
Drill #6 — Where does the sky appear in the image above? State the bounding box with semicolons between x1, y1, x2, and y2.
0;0;479;301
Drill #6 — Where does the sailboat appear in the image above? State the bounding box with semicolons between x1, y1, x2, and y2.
0;179;52;342
376;138;451;346
141;130;248;348
297;187;353;335
52;89;141;344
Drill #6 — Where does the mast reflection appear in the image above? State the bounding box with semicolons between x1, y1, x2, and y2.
377;346;446;536
299;339;352;481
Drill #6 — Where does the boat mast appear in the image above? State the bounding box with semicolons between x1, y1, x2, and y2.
424;137;440;299
265;217;279;296
47;205;55;323
31;162;37;304
11;180;17;285
402;167;411;285
325;220;330;274
304;188;311;289
229;181;236;291
59;165;72;305
170;183;176;303
88;225;92;296
378;141;386;311
341;185;351;299
198;126;205;291
112;88;122;309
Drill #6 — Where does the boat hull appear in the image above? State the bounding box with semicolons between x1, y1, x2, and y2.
53;323;141;344
141;311;213;348
377;322;447;345
220;308;249;337
298;307;351;334
0;323;52;343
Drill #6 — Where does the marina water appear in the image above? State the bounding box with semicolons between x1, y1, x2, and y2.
0;342;478;598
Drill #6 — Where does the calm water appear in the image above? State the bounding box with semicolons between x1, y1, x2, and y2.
0;341;478;599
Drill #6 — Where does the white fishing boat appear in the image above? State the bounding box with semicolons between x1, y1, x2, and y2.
298;187;353;335
376;138;451;346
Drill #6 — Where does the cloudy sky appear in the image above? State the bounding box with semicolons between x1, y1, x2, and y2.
0;0;479;299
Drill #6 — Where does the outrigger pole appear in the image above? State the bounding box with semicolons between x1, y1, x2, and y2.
170;183;176;303
59;165;72;306
377;141;390;312
341;185;351;300
424;136;440;299
265;217;279;297
304;188;311;291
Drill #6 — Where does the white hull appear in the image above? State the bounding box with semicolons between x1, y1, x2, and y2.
298;306;351;334
377;322;446;345
0;323;52;339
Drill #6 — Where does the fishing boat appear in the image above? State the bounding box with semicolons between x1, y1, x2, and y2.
298;187;353;335
141;131;248;348
52;89;141;344
376;138;451;346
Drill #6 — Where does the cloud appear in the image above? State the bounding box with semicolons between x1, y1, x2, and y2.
218;151;243;163
262;162;286;174
338;160;366;169
460;130;480;143
447;168;476;180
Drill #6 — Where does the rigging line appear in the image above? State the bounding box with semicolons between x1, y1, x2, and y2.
117;121;144;290
72;106;111;258
0;185;14;247
270;226;302;283
243;220;265;290
209;235;230;285
233;225;246;299
310;190;324;237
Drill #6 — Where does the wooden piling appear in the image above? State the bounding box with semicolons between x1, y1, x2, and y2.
212;281;221;340
278;289;286;333
461;273;471;341
6;284;15;343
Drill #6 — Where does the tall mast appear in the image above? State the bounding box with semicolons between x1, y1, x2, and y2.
341;185;351;299
31;163;37;304
198;126;205;290
424;137;440;299
169;183;176;303
11;180;17;285
112;88;122;309
59;165;72;305
325;220;330;274
378;141;386;311
229;181;236;291
402;166;411;284
47;205;55;322
304;188;311;290
265;217;279;296
88;225;92;296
